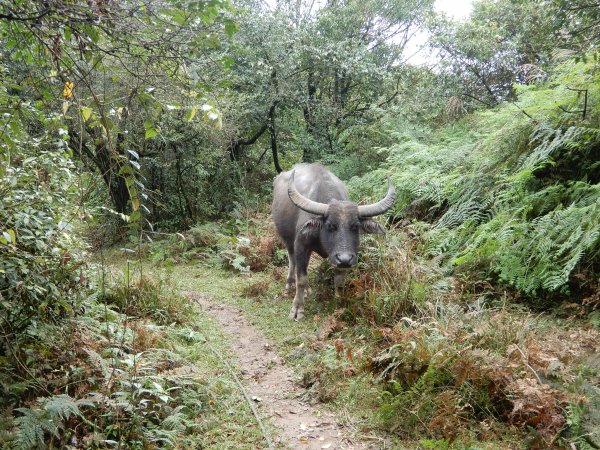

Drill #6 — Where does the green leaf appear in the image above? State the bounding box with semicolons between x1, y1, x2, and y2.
222;56;234;70
185;108;197;122
83;24;100;43
161;9;187;25
225;22;238;38
129;210;141;223
81;107;92;122
145;128;159;139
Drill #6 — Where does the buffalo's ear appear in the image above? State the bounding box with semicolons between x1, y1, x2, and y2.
360;218;385;234
300;217;324;238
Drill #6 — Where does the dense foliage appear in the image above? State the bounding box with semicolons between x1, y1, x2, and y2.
349;58;600;299
1;0;599;447
0;0;241;447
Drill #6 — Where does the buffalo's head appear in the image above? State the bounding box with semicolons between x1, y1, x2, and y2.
288;172;396;269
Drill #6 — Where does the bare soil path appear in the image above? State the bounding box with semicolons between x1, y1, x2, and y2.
186;291;371;450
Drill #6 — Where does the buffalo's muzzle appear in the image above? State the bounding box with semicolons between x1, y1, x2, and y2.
334;252;355;268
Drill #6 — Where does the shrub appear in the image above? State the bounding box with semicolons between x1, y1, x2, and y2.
99;270;193;325
371;304;598;446
348;58;600;300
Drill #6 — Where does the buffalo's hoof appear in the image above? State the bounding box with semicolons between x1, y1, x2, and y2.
289;307;304;320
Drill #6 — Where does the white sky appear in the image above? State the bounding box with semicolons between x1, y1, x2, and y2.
404;0;474;66
435;0;473;20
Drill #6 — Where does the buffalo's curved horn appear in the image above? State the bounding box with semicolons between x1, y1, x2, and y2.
357;177;396;217
288;171;329;216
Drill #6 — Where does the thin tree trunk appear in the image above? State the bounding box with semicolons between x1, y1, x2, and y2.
268;103;282;173
302;68;318;162
71;132;131;214
174;151;193;222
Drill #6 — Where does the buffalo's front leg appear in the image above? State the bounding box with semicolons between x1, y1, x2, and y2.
290;247;310;320
284;248;296;294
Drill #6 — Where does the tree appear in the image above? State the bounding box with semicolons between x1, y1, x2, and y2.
552;0;600;54
219;0;433;170
1;0;235;215
429;0;561;107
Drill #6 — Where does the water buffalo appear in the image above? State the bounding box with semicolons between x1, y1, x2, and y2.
272;163;396;320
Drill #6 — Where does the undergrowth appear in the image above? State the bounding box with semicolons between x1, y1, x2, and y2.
146;214;287;274
6;55;597;449
348;58;600;304
1;261;268;449
295;230;598;448
168;206;600;448
125;58;600;446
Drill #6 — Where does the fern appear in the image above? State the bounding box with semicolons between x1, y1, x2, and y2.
14;395;93;449
521;124;600;171
43;395;94;421
14;408;57;450
352;57;600;297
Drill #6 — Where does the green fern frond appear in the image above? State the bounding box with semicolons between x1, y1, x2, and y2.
14;408;56;450
13;394;92;450
43;394;89;422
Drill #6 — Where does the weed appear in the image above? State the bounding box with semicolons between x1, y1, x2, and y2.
99;267;193;325
143;217;600;448
242;279;271;298
3;259;272;449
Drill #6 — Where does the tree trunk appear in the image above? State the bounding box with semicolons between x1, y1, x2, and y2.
302;68;318;162
228;124;268;161
70;131;131;214
94;144;131;214
174;150;194;222
268;103;282;173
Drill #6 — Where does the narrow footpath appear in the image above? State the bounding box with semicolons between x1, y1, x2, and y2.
186;291;372;450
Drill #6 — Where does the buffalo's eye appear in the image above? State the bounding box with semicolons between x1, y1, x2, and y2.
326;222;338;232
350;222;360;232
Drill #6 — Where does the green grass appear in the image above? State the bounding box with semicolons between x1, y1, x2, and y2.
159;304;276;449
101;244;599;449
160;261;532;449
110;255;388;440
2;248;278;448
90;255;276;448
174;264;315;344
167;261;400;442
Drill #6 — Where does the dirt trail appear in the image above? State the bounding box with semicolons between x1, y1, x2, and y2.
186;291;372;450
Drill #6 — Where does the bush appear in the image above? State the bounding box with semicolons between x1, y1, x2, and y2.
348;58;600;300
180;215;286;273
0;105;90;413
371;306;593;446
0;148;84;333
100;269;193;325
